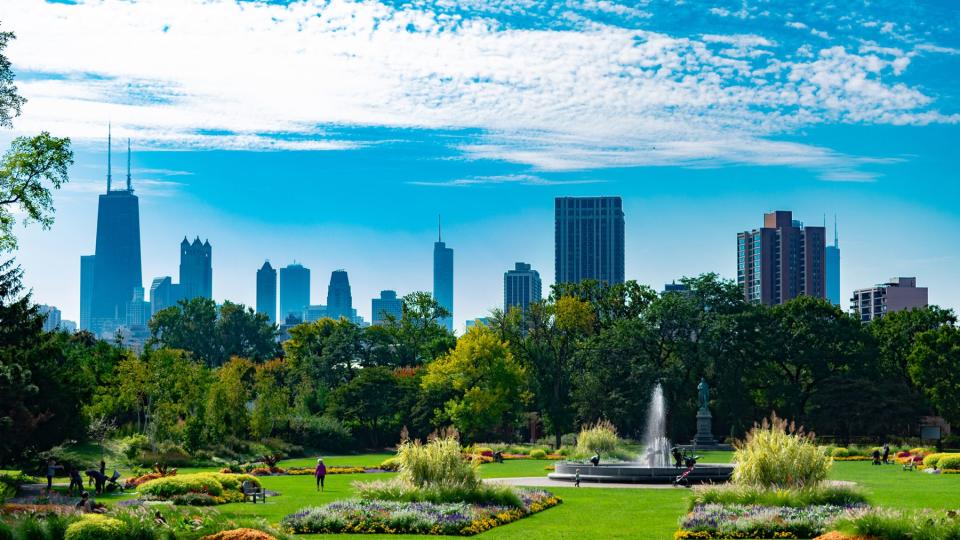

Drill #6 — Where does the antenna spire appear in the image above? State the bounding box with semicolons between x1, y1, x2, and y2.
126;138;132;191
106;123;112;192
438;214;442;242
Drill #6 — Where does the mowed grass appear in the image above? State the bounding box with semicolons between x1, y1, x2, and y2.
85;451;960;540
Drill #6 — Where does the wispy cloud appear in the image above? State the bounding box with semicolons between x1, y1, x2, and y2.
408;173;604;187
0;0;956;181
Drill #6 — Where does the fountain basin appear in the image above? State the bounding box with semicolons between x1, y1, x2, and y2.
548;461;734;484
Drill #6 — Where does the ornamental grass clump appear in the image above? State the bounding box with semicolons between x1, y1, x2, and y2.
830;508;960;540
576;420;619;457
689;483;869;510
733;414;832;488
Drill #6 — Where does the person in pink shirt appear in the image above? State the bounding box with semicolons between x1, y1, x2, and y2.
314;458;327;492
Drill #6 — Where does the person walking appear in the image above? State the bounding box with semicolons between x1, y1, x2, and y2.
314;458;327;492
882;443;890;465
574;468;581;488
68;466;84;496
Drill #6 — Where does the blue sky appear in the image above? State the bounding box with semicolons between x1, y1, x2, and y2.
2;0;959;330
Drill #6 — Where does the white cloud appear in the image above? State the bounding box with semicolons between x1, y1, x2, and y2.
0;0;954;180
407;173;604;186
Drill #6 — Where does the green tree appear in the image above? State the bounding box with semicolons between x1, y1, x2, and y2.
390;292;456;365
205;357;254;441
284;317;363;389
422;324;529;442
0;29;73;251
908;325;960;425
250;359;290;440
149;297;278;366
328;366;403;447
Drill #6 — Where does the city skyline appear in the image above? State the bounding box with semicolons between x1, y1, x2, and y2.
4;0;959;330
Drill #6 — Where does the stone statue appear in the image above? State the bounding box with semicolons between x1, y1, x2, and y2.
697;377;709;411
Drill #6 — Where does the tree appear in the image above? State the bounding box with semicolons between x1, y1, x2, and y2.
328;367;403;447
908;325;960;426
389;292;456;365
285;317;364;389
0;30;73;251
250;359;291;440
517;295;595;449
422;324;529;442
87;414;116;460
205;358;254;441
149;298;279;366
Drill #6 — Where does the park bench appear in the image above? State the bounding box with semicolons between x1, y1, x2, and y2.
242;480;265;503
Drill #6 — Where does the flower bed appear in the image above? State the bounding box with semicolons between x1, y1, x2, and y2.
285;466;367;476
281;490;561;536
833;456;873;462
675;504;867;539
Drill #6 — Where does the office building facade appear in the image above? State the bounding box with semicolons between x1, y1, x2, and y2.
126;286;151;327
326;270;353;321
372;290;403;324
80;254;95;331
555;196;625;285
504;262;542;314
280;263;310;323
38;305;62;332
851;277;928;322
256;261;277;324
434;224;454;332
737;210;826;305
825;218;840;306
149;276;186;315
179;237;212;299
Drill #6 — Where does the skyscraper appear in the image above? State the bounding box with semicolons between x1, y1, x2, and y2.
504;262;542;314
372;290;402;325
737;210;826;305
825;217;840;306
256;261;277;324
38;305;62;332
555;196;625;285
326;270;353;321
149;276;186;315
433;218;454;332
279;263;310;323
79;254;95;331
126;286;151;327
90;130;142;336
180;236;212;299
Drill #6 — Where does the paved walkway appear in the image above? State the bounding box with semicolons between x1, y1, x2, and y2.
485;477;681;489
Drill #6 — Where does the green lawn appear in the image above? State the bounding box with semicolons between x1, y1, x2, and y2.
68;452;960;539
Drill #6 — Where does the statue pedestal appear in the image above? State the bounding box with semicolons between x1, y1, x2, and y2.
693;408;717;446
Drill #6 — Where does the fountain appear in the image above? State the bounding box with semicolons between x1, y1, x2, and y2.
548;382;734;484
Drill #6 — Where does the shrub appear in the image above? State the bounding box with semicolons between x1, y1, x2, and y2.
288;415;355;452
922;453;949;469
576;420;619;457
64;515;126;540
936;455;960;470
119;434;151;460
529;449;547;460
689;483;869;510
830;447;851;458
379;457;401;471
733;414;831;488
139;474;224;498
172;492;219;506
353;477;523;507
831;508;960;539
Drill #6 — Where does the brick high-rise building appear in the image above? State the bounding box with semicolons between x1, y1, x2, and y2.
737;210;826;305
851;277;928;322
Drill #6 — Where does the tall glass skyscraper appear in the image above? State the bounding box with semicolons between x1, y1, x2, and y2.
180;237;212;299
326;269;353;321
79;254;95;331
279;263;310;323
256;261;277;324
433;220;454;332
825;217;840;306
504;262;542;314
555;197;625;285
90;131;142;336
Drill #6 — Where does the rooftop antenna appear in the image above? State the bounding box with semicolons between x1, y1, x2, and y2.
126;138;133;191
106;123;112;192
834;215;838;247
438;214;442;242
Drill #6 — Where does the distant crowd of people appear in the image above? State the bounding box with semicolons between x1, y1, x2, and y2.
44;457;119;513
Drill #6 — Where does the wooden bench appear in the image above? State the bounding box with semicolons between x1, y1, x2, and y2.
242;481;265;503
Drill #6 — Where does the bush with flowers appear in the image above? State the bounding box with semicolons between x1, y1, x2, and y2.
138;472;259;505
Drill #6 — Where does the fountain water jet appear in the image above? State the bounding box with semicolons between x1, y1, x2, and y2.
547;382;734;484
